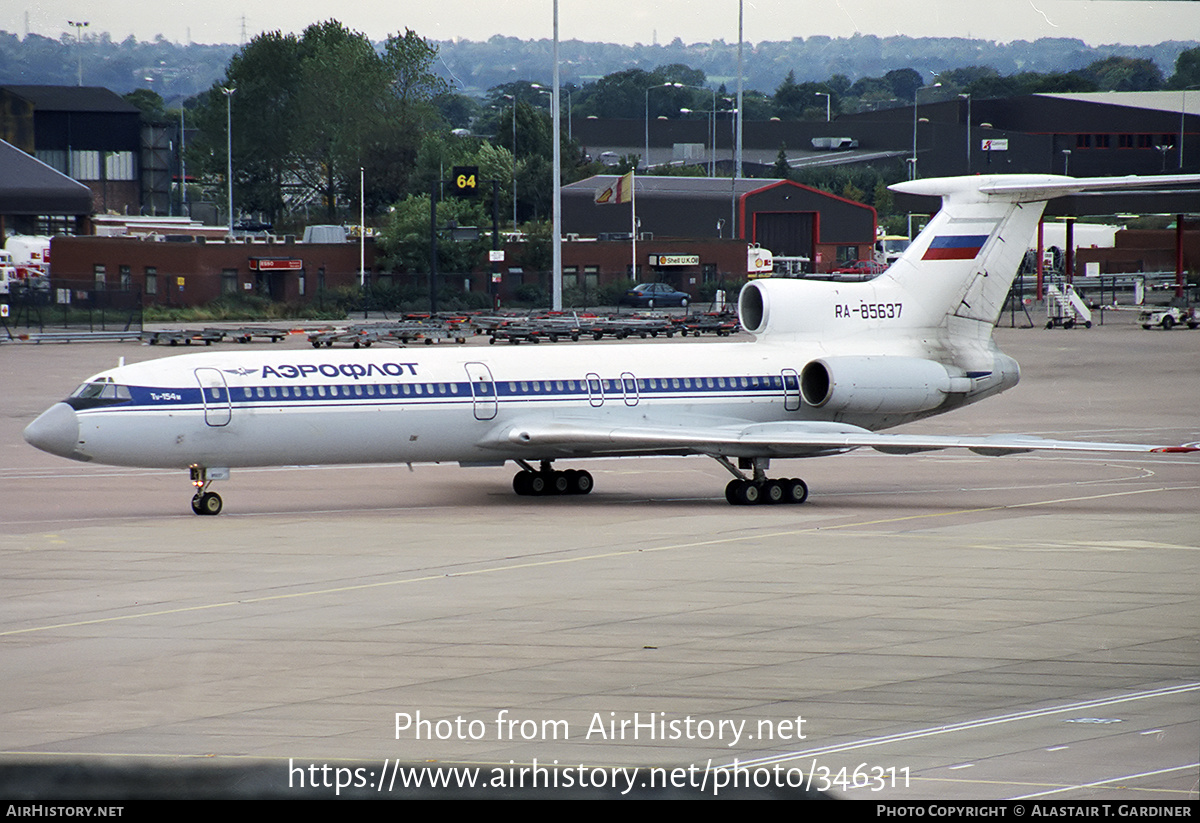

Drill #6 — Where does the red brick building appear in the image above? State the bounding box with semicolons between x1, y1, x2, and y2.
50;232;765;308
49;234;375;306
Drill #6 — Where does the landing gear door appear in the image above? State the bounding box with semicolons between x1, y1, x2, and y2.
464;362;498;420
194;368;232;427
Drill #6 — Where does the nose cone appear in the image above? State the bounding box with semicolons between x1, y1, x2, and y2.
24;402;85;460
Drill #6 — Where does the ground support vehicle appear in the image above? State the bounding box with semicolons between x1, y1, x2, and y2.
1139;306;1200;330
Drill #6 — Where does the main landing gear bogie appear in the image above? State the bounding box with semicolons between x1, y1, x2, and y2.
513;462;594;497
724;478;808;506
714;456;809;506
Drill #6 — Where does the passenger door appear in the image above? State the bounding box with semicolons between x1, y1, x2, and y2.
194;368;232;427
464;362;498;421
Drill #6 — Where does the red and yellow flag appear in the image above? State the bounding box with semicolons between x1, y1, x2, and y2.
594;171;634;204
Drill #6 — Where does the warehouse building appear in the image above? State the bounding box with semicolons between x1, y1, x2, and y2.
562;175;877;278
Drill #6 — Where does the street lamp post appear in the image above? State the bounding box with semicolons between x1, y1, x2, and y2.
717;104;739;230
503;93;517;227
551;0;562;312
221;86;235;237
815;92;831;122
735;0;743;181
959;93;971;173
910;83;941;180
675;85;717;175
68;20;88;86
1181;85;1199;170
645;82;682;171
179;105;187;216
679;107;718;177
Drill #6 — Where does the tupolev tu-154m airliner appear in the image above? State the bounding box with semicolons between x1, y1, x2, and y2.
23;174;1200;514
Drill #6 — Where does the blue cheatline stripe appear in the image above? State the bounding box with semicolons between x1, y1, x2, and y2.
108;375;793;411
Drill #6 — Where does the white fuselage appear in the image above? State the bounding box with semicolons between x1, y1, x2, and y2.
44;330;1013;471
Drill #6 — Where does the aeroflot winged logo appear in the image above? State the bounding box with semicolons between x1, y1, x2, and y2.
923;235;989;260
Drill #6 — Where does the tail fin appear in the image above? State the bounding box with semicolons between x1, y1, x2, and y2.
886;174;1200;330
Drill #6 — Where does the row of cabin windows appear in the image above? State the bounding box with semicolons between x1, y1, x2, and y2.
239;383;458;400
507;376;784;393
232;375;785;402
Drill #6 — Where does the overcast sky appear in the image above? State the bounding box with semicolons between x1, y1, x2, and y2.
10;0;1200;47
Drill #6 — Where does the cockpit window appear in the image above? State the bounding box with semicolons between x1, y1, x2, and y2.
73;379;111;399
67;378;132;408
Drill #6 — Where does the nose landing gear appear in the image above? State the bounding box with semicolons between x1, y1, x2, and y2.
191;491;223;515
189;465;229;515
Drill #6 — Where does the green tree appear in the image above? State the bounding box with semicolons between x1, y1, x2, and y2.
495;99;553;161
572;66;710;120
1082;56;1163;91
291;21;397;221
188;31;304;225
873;179;896;219
375;192;490;274
432;92;482;129
409;132;514;222
364;28;453;211
188;22;448;226
1167;46;1200;89
773;71;806;118
773;72;838;120
964;70;1097;99
123;89;169;123
738;89;775;121
885;68;924;102
772;143;792;179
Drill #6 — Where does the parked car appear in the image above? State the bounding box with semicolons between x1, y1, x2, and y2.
619;282;691;308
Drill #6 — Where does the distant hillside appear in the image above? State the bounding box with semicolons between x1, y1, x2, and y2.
1;28;1194;102
0;31;235;100
435;34;1200;93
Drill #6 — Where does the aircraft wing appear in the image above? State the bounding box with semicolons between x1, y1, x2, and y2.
479;418;1199;460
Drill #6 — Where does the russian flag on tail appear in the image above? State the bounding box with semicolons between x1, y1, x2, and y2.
923;235;989;260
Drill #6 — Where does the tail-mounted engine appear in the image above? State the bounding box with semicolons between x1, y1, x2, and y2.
800;356;970;415
739;279;824;336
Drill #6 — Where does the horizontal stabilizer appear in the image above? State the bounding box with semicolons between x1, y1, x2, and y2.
891;174;1200;204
